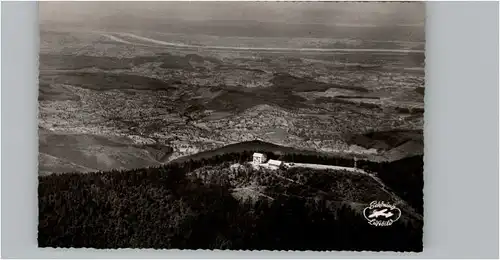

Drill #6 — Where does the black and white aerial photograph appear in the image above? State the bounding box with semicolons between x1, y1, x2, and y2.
38;1;425;252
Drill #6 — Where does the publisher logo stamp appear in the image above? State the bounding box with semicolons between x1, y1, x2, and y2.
363;201;401;226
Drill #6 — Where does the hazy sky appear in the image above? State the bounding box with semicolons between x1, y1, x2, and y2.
40;2;424;26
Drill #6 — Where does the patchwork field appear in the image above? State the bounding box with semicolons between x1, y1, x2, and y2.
39;28;424;173
38;2;425;251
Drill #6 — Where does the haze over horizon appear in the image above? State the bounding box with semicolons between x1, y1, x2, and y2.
39;2;424;41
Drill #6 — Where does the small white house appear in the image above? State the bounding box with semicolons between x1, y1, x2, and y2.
268;159;284;168
253;153;267;164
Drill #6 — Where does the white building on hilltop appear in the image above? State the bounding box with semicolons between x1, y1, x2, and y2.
268;159;284;168
253;153;267;164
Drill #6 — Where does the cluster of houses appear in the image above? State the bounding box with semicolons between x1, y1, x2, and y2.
252;152;284;169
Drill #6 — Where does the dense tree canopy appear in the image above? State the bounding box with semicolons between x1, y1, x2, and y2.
39;150;423;251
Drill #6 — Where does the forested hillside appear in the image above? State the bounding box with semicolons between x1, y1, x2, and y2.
39;150;423;251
